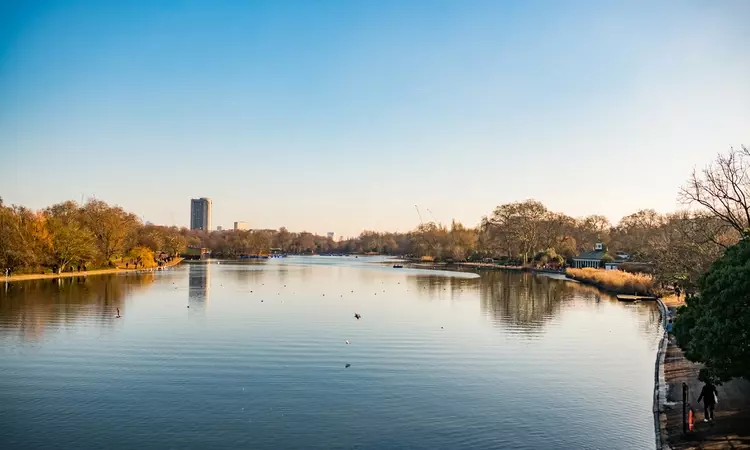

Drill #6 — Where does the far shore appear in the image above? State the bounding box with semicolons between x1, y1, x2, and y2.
406;260;688;306
3;258;184;283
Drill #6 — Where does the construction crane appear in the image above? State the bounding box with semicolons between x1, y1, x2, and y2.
415;205;424;225
426;208;438;224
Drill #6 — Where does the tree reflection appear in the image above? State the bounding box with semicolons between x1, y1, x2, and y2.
478;272;612;332
478;272;561;331
0;273;154;341
409;273;480;299
227;261;269;285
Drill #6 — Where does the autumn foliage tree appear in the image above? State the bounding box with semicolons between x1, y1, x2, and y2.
0;199;185;273
82;200;139;263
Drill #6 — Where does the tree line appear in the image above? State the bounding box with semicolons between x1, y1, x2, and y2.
1;145;748;381
672;145;750;382
2;146;747;289
0;199;186;273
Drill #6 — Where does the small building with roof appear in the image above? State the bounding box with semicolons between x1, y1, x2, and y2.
571;242;607;269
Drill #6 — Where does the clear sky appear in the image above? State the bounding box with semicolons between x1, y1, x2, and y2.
1;1;748;237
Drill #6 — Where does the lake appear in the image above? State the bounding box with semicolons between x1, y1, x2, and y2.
0;257;662;449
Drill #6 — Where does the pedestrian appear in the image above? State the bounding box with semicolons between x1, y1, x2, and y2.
666;319;673;334
675;286;682;298
126;262;129;269
697;380;718;422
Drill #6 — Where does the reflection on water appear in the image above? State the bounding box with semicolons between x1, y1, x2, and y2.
0;259;662;450
406;270;606;331
481;271;583;331
0;274;154;343
406;269;662;343
188;263;210;308
410;272;478;299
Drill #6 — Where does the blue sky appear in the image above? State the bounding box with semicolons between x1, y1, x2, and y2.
1;1;748;236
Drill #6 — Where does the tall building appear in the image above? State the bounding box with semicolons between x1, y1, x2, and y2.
190;198;212;231
233;221;249;231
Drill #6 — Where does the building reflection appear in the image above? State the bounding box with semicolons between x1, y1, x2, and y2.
188;263;210;309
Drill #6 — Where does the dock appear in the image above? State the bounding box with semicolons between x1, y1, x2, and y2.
616;294;657;302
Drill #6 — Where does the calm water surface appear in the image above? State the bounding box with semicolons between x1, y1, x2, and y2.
0;257;662;449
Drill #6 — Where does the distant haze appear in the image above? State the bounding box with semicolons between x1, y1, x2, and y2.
1;1;748;236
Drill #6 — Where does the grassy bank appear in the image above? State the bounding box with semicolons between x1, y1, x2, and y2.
566;267;654;295
3;257;183;282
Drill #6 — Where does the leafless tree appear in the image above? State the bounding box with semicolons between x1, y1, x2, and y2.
680;146;750;234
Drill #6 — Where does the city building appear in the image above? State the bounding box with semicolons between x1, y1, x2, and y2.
327;232;335;239
190;198;212;231
234;221;249;231
216;226;223;231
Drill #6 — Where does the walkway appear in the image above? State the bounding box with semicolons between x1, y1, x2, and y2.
663;310;750;449
3;258;183;282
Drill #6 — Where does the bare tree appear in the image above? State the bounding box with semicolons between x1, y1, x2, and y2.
680;146;750;234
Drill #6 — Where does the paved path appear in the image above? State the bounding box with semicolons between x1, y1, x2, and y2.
3;258;183;282
663;322;750;449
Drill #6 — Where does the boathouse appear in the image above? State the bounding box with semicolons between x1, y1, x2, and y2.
572;242;607;269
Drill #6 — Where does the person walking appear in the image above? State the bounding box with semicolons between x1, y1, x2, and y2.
697;381;718;422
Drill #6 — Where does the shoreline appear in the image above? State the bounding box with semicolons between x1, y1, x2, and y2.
3;258;184;282
654;298;670;450
564;277;748;449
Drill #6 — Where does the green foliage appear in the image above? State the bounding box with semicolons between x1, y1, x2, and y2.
532;248;560;267
532;251;546;262
674;237;750;381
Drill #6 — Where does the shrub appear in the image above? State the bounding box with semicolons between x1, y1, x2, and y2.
566;267;654;295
